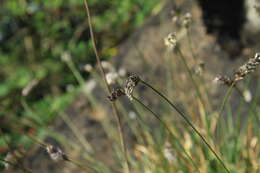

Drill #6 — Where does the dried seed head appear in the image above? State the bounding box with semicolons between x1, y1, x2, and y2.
107;88;125;102
4;152;15;169
128;111;137;119
118;68;127;77
46;145;68;161
22;79;39;96
243;89;252;103
61;52;71;62
164;32;177;50
83;64;93;72
194;62;205;76
170;10;180;24
234;53;260;81
172;16;179;24
105;72;119;85
124;74;140;101
182;13;192;28
101;61;114;72
4;149;26;169
83;79;97;94
213;75;233;86
163;142;176;163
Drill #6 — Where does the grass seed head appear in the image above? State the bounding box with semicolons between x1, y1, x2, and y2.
182;12;192;28
164;32;178;51
234;53;260;81
107;88;125;102
213;75;233;86
124;74;140;101
106;72;119;85
60;51;72;63
46;145;68;162
83;64;93;72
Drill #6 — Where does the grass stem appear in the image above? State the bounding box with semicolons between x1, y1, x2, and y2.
140;79;231;173
83;1;130;172
133;96;201;173
176;48;207;110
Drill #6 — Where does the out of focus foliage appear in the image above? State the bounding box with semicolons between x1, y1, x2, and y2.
0;0;159;163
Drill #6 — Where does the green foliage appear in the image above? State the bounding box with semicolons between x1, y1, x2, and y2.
1;1;258;173
0;0;159;163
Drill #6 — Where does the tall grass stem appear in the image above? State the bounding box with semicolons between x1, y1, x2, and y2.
140;79;231;173
133;96;200;173
176;48;207;110
83;1;130;172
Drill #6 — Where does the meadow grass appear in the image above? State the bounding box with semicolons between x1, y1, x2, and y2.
0;1;259;173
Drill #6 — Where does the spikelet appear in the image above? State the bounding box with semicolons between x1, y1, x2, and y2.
107;88;125;102
213;75;233;86
124;74;140;100
46;145;68;161
234;53;260;81
164;32;178;51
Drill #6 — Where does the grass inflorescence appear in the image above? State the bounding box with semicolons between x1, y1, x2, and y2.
1;2;260;173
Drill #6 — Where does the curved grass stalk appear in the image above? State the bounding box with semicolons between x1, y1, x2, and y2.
60;113;93;153
140;79;231;173
185;28;213;110
218;82;236;118
186;28;196;62
215;82;235;142
83;1;130;172
176;48;207;111
133;96;201;173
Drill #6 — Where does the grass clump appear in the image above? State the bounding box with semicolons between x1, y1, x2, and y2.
0;1;259;173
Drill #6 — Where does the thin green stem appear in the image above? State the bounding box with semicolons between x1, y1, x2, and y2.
133;96;200;173
186;28;213;110
140;79;230;173
218;83;235;117
234;86;260;126
60;113;93;153
186;28;196;61
176;48;207;110
83;1;130;172
66;60;85;86
215;82;235;143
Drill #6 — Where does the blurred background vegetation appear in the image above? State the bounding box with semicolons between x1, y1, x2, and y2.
1;0;259;172
0;0;160;168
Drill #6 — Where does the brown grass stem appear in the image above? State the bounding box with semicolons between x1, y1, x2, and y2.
132;96;200;173
185;28;213;110
61;113;92;153
83;1;130;173
140;79;231;173
176;48;207;110
186;28;196;62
